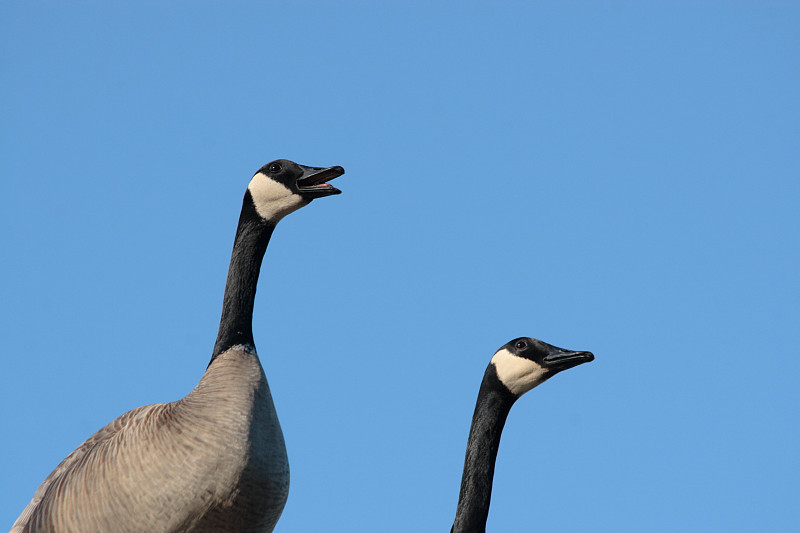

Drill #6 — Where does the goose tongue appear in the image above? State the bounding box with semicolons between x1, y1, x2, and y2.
297;165;344;197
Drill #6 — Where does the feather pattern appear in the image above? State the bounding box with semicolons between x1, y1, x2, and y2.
12;346;288;533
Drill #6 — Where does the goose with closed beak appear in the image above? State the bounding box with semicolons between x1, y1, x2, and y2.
451;337;594;533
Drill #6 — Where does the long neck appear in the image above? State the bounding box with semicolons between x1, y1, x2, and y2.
211;191;276;362
451;367;516;533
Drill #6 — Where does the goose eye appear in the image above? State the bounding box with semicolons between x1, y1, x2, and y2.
268;163;282;173
515;341;527;350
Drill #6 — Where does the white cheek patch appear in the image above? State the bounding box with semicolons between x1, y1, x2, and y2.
491;348;548;396
248;173;306;221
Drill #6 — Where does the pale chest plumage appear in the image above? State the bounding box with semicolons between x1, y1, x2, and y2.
13;346;289;533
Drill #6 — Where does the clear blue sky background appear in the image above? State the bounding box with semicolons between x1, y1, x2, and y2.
2;2;798;531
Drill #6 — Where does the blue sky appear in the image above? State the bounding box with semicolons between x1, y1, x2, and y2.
1;2;798;531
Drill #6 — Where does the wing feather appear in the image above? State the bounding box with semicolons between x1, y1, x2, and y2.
11;404;166;532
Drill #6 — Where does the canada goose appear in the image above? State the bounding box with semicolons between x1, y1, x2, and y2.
451;337;594;533
11;159;344;533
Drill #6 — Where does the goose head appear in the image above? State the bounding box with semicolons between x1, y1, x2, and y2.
247;159;344;222
490;337;594;397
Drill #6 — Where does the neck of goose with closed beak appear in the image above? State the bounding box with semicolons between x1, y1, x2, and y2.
451;365;517;533
211;191;275;363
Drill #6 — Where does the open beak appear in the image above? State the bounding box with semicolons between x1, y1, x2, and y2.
296;164;345;198
542;345;594;372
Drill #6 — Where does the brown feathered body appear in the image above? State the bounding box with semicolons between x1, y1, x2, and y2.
12;346;288;533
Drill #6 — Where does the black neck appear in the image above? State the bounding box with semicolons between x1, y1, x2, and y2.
451;366;516;533
211;191;275;363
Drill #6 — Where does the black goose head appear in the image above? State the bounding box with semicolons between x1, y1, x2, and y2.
490;337;594;397
247;159;344;222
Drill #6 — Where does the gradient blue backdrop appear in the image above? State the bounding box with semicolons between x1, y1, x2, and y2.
2;2;798;531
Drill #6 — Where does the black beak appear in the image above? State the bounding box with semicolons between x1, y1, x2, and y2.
542;345;594;372
296;164;344;198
